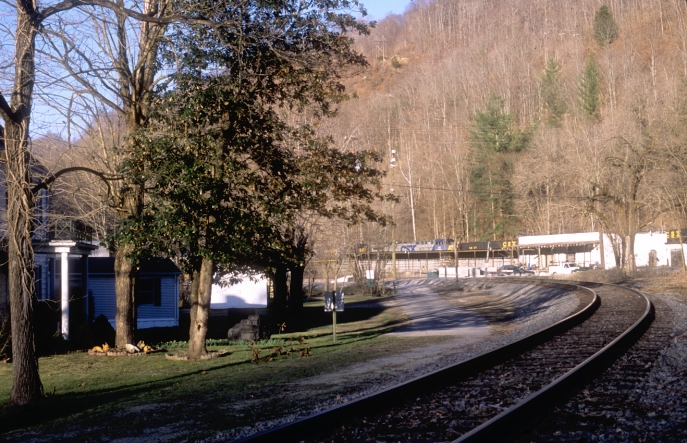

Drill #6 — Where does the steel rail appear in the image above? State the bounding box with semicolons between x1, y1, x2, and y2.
234;281;600;443
453;284;654;443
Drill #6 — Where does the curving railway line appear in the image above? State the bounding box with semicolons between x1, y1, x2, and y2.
234;280;654;443
515;291;677;442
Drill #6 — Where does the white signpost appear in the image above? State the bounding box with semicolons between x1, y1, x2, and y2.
324;290;344;343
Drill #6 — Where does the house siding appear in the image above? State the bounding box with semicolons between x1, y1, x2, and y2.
90;276;117;323
137;276;178;321
90;274;178;329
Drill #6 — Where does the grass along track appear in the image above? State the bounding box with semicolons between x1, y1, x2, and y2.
1;281;580;442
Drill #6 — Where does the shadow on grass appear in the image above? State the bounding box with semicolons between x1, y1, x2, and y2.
0;306;401;435
0;355;252;434
290;319;410;351
281;306;387;335
135;305;388;345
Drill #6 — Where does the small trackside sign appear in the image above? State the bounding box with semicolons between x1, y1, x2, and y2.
324;291;344;312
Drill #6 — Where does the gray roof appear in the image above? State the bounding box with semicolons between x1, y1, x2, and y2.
87;257;181;275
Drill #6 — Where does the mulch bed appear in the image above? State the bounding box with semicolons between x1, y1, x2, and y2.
87;349;161;357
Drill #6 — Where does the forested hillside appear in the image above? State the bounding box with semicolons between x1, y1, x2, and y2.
324;0;687;259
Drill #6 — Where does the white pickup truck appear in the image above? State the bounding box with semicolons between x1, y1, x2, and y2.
548;262;580;275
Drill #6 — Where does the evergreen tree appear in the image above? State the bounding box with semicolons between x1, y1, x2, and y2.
470;95;527;154
594;5;619;46
121;0;387;358
541;58;567;127
578;54;600;120
469;95;528;240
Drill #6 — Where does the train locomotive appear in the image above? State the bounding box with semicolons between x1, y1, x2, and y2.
360;238;518;254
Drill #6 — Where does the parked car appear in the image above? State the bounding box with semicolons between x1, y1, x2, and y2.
497;265;535;275
548;262;580;274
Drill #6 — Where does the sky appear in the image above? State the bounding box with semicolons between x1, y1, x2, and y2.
361;0;413;20
19;0;415;139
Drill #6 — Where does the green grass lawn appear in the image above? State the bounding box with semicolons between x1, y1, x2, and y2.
0;290;446;441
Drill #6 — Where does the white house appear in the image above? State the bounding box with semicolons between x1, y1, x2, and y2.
210;274;268;309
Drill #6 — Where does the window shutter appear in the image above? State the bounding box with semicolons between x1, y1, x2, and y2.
154;278;162;306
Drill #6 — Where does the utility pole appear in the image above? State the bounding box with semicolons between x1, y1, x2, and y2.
453;226;458;281
373;35;387;61
391;197;397;280
390;149;397;280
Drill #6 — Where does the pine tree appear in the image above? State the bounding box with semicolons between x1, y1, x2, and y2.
578;54;600;120
470;95;527;154
594;5;619;46
469;95;528;240
541;58;567;127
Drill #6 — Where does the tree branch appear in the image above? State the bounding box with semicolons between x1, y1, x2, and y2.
32;166;122;194
0;93;21;124
39;0;213;27
40;32;126;114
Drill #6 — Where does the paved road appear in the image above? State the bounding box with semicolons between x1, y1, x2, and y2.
385;280;492;337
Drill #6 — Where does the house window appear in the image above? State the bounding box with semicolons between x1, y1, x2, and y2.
136;278;161;306
567;253;576;262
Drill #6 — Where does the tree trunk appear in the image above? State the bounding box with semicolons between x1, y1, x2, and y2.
618;235;627;273
597;229;606;269
187;258;213;359
114;243;136;349
188;266;201;335
273;265;289;316
289;263;305;311
109;2;166;354
625;234;637;276
5;122;43;406
4;4;43;405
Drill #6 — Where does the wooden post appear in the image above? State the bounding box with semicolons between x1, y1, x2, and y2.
454;240;459;281
332;308;337;344
680;231;686;272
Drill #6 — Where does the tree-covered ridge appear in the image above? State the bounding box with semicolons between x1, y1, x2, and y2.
327;0;687;274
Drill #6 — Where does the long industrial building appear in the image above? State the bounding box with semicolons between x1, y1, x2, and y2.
349;230;686;279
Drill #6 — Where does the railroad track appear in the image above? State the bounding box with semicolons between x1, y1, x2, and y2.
515;290;675;443
234;280;653;443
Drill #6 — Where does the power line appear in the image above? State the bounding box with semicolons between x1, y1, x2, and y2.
392;183;589;200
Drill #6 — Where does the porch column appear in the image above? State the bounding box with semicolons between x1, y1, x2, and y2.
56;247;70;340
